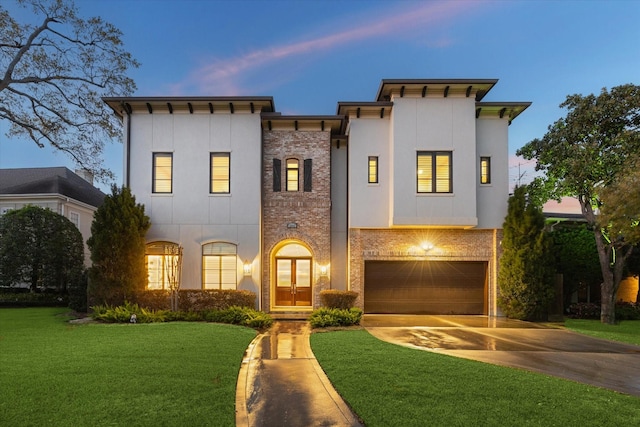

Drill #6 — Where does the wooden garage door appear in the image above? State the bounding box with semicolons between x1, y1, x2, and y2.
364;261;487;314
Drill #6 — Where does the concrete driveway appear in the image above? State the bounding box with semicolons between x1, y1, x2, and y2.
362;315;640;397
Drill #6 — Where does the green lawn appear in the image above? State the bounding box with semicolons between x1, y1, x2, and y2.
0;308;256;427
311;329;640;427
565;318;640;346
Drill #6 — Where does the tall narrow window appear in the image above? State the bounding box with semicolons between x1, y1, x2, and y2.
368;156;379;184
303;159;312;192
202;242;237;290
69;211;79;229
286;159;299;192
153;153;173;193
146;242;181;290
210;153;230;193
273;158;282;192
417;151;452;193
480;157;491;184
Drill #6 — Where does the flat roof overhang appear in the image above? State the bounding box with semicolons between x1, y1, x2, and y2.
475;102;532;123
261;113;346;135
103;96;276;118
336;101;394;118
376;79;499;102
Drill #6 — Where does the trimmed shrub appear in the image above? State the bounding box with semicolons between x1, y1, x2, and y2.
0;290;68;307
319;290;359;309
615;302;640;320
90;302;273;329
130;289;256;311
309;307;363;328
566;302;601;319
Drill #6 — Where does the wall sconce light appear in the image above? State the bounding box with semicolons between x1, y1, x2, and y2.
243;261;252;276
421;242;434;252
320;265;328;277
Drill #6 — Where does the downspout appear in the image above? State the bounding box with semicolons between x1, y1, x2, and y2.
125;105;132;187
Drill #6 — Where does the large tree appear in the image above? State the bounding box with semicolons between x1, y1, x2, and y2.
517;84;640;324
0;205;84;293
87;186;150;306
0;0;138;181
498;186;555;320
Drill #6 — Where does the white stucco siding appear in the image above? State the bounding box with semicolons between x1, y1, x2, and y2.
391;97;477;227
127;110;262;292
476;118;509;229
348;118;391;228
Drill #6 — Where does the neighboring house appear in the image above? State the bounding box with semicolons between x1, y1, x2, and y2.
0;167;106;266
104;78;530;316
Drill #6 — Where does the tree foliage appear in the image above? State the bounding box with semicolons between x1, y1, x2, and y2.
87;186;150;306
517;84;640;324
498;186;555;320
549;224;601;307
0;205;84;293
0;0;138;181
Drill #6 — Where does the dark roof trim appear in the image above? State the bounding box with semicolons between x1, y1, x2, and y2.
104;96;275;118
376;79;498;101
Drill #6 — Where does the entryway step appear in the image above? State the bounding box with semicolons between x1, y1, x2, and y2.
270;312;311;320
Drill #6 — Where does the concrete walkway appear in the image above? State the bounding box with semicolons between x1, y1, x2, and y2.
235;321;363;427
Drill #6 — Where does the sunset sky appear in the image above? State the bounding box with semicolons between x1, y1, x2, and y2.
1;0;638;192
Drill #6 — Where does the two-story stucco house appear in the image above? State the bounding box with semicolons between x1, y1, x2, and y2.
104;79;529;316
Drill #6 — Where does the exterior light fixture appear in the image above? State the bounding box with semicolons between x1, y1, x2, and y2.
421;242;434;251
320;265;328;276
243;261;252;276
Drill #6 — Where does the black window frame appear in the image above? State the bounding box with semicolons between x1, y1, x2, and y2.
417;151;453;194
368;156;379;184
210;152;231;194
152;152;173;194
480;156;491;185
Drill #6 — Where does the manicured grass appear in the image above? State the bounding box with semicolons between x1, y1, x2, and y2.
311;330;640;427
0;308;256;426
565;319;640;346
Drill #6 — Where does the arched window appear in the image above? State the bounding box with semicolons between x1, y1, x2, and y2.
202;242;237;289
146;242;180;290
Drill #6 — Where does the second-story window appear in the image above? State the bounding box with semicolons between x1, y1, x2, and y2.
286;159;299;191
153;152;173;193
210;153;230;193
480;156;491;184
417;151;452;193
368;156;379;184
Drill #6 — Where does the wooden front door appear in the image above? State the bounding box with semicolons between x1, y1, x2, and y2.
275;258;312;306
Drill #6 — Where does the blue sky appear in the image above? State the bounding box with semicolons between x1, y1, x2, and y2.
1;0;639;193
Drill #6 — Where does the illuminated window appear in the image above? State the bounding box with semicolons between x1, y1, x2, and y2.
417;151;452;193
153;153;173;193
146;242;181;290
286;159;299;192
368;156;378;184
480;157;491;184
202;242;237;290
210;153;230;193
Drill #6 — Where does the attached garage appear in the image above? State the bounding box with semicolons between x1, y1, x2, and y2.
364;261;488;314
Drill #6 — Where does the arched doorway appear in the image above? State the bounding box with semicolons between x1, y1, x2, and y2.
273;242;312;307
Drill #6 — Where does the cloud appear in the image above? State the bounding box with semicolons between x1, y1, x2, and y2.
173;1;488;95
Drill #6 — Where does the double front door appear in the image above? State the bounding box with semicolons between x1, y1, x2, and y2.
275;258;312;306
